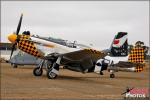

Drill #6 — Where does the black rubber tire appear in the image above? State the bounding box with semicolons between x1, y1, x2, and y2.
45;60;53;70
13;64;18;68
110;74;115;78
100;71;104;75
33;67;43;76
47;69;57;79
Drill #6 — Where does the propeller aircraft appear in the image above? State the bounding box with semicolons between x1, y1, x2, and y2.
8;14;145;79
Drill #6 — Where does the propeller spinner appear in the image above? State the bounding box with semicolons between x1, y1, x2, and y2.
8;14;23;59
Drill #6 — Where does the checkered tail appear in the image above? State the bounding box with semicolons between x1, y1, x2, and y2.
128;47;144;72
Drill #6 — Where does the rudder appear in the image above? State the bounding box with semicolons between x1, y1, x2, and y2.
128;47;144;72
110;32;128;57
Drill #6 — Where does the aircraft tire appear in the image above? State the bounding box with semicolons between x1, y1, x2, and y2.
110;74;115;78
47;69;57;79
100;71;104;75
12;64;18;68
33;67;43;76
45;60;53;70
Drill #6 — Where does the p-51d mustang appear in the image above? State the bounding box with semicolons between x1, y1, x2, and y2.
8;14;144;79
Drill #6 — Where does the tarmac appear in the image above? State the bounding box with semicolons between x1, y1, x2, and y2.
0;62;149;100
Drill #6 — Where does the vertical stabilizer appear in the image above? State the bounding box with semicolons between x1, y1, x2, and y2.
110;32;128;57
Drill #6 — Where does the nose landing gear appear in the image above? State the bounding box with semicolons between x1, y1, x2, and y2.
33;67;43;76
33;60;45;76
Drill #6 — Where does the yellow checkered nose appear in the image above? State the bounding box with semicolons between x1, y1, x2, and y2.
8;34;17;43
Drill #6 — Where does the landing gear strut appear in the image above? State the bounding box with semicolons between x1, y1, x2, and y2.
47;57;61;79
12;64;18;68
47;68;58;79
33;60;45;76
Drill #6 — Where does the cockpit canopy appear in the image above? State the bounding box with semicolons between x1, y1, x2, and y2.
31;35;91;49
22;31;30;35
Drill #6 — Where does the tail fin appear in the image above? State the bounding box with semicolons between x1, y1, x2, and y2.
128;47;144;72
110;32;128;57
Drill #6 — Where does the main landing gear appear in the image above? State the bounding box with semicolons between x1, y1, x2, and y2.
109;70;115;78
47;66;58;79
110;73;115;78
100;71;104;75
47;57;61;79
33;57;61;79
11;64;18;68
33;60;44;76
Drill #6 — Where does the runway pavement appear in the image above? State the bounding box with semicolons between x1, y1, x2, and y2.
0;63;149;100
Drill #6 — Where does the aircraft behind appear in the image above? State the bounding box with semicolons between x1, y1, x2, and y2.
95;32;144;78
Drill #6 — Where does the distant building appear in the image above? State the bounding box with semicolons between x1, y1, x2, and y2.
0;43;15;50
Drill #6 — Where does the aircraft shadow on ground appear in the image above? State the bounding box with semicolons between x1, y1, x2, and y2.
40;74;107;84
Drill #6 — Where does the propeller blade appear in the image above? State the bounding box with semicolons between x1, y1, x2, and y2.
10;43;16;59
10;14;23;59
16;14;23;35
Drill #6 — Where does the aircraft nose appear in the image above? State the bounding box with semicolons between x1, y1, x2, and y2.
8;34;17;43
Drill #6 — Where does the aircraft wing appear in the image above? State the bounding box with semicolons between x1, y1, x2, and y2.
58;49;106;72
62;49;106;61
44;49;106;61
61;49;106;67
